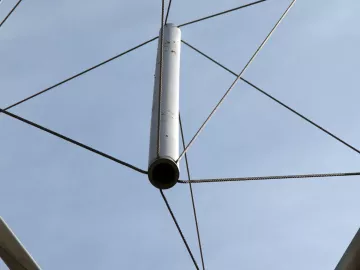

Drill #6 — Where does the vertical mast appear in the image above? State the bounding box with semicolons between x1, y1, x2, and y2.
148;24;181;189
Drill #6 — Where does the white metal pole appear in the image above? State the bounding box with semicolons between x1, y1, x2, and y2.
0;217;41;270
148;23;181;189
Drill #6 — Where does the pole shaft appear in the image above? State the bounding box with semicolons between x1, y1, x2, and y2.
148;24;181;189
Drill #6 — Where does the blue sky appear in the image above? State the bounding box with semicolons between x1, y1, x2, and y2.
1;0;360;269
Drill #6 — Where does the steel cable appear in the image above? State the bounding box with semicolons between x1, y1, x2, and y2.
178;0;267;28
0;0;23;28
181;40;360;156
2;37;158;112
160;190;200;270
0;108;147;174
157;0;166;157
179;114;206;270
165;0;173;24
178;172;360;184
177;0;297;162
